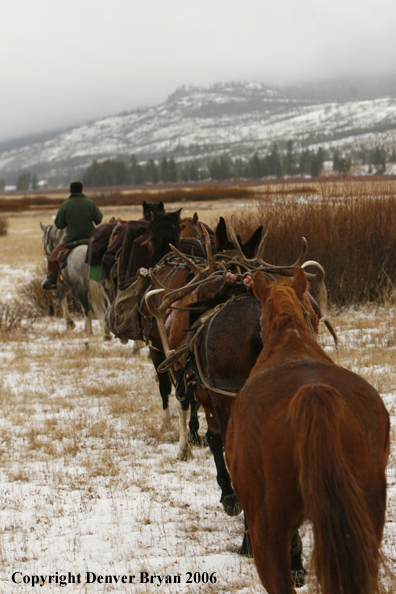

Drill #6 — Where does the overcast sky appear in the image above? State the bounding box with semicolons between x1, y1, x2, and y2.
1;0;395;143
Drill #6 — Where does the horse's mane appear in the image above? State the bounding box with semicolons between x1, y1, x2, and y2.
149;211;181;265
268;283;317;339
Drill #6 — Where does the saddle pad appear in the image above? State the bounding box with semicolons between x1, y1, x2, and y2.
89;265;102;281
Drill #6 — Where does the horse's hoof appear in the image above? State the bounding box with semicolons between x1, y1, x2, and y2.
238;540;253;558
178;445;193;461
103;334;112;341
221;494;242;517
66;321;76;330
189;432;203;447
291;569;307;589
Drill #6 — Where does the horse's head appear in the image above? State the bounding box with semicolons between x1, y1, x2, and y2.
180;213;202;239
253;267;319;346
40;222;64;258
148;209;182;265
143;201;165;222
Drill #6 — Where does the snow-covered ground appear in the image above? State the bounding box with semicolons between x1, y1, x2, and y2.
0;265;395;593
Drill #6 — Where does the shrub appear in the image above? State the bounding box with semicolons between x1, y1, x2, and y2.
19;266;83;318
232;191;396;307
0;300;34;336
0;215;9;235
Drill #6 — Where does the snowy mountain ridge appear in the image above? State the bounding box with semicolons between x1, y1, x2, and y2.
1;81;396;185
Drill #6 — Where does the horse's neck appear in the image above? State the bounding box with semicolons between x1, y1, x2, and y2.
49;226;64;247
254;317;333;373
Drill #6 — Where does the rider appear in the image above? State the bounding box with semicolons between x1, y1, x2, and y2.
42;181;103;290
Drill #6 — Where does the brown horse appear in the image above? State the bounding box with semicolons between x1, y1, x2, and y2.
225;268;390;594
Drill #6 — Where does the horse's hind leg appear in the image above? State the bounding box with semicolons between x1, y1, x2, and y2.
246;507;295;594
77;291;92;336
206;428;242;517
150;348;172;430
60;298;75;330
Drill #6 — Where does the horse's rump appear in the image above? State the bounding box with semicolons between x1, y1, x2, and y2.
289;381;388;594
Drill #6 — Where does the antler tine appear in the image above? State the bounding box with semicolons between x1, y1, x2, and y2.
199;224;217;273
255;223;272;262
301;261;338;348
149;268;168;290
292;237;308;267
169;244;202;279
229;214;247;260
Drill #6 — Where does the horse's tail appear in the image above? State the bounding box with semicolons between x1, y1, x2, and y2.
288;384;380;594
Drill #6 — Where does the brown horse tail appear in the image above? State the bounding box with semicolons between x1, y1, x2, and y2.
288;384;379;594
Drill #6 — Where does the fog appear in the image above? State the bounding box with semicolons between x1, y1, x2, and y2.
1;0;396;142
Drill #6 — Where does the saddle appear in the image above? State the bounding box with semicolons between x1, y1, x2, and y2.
56;238;91;266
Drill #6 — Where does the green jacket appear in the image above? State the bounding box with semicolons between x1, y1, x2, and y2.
55;193;103;243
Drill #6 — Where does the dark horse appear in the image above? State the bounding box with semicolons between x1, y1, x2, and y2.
225;268;390;594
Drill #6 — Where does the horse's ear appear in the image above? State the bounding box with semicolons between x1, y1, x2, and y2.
175;208;182;220
40;222;46;231
193;212;199;225
291;267;308;299
244;225;263;258
252;271;270;303
143;201;147;209
215;216;228;251
159;201;164;210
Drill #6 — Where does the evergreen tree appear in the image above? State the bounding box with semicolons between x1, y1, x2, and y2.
134;164;146;185
130;154;138;183
270;144;283;177
145;160;160;183
16;172;31;191
250;153;262;178
285;140;295;175
311;148;325;177
299;150;312;175
31;174;38;190
189;161;199;181
333;150;341;172
169;158;178;182
160;157;170;182
373;146;386;173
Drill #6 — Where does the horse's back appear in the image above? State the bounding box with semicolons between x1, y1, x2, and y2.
227;359;389;487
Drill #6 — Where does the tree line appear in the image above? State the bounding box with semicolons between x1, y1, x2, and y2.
1;142;394;192
81;142;395;187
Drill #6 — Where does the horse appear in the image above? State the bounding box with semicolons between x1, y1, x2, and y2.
225;267;390;594
40;222;110;339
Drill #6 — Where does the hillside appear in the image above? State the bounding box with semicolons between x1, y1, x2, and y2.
1;80;396;186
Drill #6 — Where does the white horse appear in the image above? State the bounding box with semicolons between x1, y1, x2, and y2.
40;222;111;339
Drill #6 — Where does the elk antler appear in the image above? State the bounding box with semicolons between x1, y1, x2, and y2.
291;237;308;267
301;261;338;348
199;224;217;274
